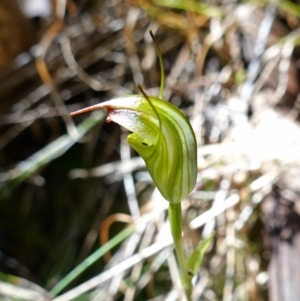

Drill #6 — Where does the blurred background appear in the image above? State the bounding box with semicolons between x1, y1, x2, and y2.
1;0;300;300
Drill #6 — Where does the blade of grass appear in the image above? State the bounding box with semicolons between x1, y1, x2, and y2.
151;0;223;17
50;223;136;297
0;111;105;199
51;235;173;301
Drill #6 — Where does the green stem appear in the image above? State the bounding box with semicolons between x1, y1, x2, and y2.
168;203;193;301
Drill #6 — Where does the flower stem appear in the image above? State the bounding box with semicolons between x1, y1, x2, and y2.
168;203;193;301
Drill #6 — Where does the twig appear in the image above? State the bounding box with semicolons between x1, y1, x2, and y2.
222;208;236;301
36;0;78;138
60;33;105;91
0;281;45;301
240;4;277;106
120;130;140;218
189;194;240;230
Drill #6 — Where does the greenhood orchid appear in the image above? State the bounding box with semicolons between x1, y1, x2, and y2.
70;94;197;204
70;31;208;301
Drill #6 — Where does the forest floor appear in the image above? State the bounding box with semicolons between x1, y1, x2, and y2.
1;1;300;300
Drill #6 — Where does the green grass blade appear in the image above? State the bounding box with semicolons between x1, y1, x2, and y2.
0;111;105;198
50;223;136;297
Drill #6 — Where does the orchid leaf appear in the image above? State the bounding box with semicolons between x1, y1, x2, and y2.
186;233;214;278
70;95;197;204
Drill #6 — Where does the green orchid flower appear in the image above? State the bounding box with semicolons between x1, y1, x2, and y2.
70;94;197;204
